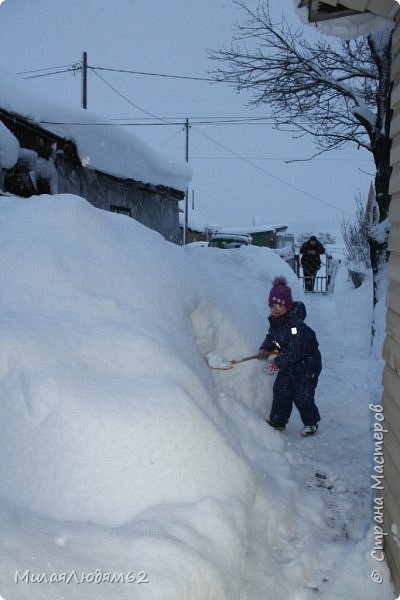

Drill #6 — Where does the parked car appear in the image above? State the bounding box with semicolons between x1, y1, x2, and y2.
207;227;295;268
208;233;251;249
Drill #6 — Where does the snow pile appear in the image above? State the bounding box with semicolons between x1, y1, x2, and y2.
0;193;396;600
0;193;295;599
0;194;256;527
0;70;191;191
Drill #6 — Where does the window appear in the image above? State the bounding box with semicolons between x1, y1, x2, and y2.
110;205;131;216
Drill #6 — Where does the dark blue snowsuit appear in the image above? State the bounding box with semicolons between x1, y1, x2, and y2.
260;301;321;427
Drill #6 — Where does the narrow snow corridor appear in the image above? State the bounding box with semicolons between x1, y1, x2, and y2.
1;201;395;600
203;265;393;600
272;290;376;596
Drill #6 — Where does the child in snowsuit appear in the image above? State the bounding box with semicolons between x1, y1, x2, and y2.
259;276;321;436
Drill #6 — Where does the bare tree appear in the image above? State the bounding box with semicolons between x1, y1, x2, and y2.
209;0;393;295
341;192;371;274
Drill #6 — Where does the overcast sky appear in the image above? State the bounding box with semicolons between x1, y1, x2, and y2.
0;0;376;237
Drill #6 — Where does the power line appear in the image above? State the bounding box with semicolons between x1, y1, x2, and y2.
110;115;273;121
40;120;183;126
17;57;368;211
189;155;371;162
22;67;79;80
159;127;186;148
110;117;277;125
37;119;277;127
91;68;176;125
17;64;78;75
191;125;354;216
17;61;219;83
89;65;217;82
88;62;251;131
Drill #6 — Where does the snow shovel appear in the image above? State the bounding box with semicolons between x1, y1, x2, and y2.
204;351;277;370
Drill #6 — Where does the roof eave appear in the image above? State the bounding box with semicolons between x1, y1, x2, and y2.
298;0;400;22
298;0;360;22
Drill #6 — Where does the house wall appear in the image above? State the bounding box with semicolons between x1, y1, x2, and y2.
183;228;207;244
0;111;183;244
57;156;182;244
301;1;400;591
384;10;400;594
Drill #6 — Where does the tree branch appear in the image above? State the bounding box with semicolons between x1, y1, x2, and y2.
208;0;390;156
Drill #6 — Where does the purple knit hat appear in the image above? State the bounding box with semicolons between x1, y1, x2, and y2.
268;276;293;309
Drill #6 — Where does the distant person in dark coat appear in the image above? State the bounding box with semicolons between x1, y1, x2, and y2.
300;235;325;291
258;277;321;436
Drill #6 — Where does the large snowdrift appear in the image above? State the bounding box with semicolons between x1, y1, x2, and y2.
0;194;395;600
0;193;300;599
0;193;267;526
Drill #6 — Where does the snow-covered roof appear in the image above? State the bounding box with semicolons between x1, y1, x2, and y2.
216;224;288;234
0;70;191;192
294;0;398;39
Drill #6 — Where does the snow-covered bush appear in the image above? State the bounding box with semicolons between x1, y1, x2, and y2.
341;193;371;287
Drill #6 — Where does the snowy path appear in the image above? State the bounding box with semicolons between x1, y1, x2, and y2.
274;291;376;597
288;291;373;544
215;271;390;600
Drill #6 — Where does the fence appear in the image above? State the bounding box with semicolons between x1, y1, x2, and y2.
293;254;336;293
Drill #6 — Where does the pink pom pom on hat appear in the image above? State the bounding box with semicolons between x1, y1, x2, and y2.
268;276;293;309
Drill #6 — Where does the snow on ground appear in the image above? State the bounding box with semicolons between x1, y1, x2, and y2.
0;193;397;599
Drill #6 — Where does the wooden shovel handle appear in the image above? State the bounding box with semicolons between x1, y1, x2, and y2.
230;351;278;365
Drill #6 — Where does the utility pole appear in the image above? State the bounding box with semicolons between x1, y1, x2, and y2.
81;51;88;109
183;117;190;245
